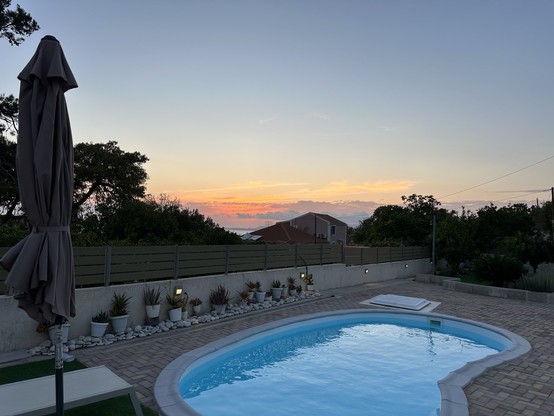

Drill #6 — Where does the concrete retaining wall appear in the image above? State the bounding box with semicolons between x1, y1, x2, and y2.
416;273;554;304
0;259;432;353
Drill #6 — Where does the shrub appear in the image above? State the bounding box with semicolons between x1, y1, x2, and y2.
209;284;231;305
513;263;554;293
474;254;526;287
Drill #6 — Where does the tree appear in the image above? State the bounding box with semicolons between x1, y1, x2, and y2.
0;0;39;46
75;195;242;245
73;141;149;215
435;208;478;272
352;195;447;246
0;93;18;139
0;136;18;222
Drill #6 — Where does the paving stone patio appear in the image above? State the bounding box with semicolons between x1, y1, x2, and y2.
73;278;554;415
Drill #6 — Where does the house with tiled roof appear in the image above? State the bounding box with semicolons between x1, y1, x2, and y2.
244;221;327;244
243;213;347;244
289;212;348;244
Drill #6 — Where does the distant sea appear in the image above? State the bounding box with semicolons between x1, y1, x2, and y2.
225;227;257;236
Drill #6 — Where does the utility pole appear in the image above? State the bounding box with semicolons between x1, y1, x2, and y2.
551;187;554;239
431;214;436;274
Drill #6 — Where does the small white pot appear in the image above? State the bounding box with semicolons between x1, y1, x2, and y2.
168;307;182;322
213;304;226;315
145;304;161;319
110;315;129;334
255;291;265;303
48;323;71;344
192;305;202;315
90;321;108;338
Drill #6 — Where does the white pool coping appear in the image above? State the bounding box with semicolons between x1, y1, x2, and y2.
154;309;531;416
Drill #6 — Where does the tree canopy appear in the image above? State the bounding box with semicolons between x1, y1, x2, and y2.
0;0;39;46
73;141;149;215
352;195;553;274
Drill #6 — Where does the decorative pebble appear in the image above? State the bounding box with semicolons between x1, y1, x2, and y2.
27;290;320;357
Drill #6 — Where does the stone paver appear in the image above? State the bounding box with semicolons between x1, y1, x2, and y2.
73;279;554;415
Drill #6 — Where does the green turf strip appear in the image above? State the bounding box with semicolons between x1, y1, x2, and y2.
0;358;157;415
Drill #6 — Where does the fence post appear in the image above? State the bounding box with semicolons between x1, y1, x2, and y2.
173;245;179;279
103;246;111;287
341;243;345;264
264;244;268;271
294;245;298;268
360;247;364;266
225;245;229;274
320;244;323;265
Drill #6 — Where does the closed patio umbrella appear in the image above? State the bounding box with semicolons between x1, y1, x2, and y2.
0;35;77;416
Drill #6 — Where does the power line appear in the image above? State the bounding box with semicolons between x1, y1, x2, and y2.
495;188;550;203
438;155;554;199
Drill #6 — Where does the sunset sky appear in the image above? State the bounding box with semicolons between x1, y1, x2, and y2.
1;1;553;231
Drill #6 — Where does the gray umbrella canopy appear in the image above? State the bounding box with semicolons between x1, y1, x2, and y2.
0;35;78;326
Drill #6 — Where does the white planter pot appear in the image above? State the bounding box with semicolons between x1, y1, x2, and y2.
192;305;202;315
248;291;255;300
255;291;265;303
307;284;315;291
289;289;297;296
271;287;283;300
145;304;161;319
90;321;109;338
213;304;226;315
48;323;71;344
168;307;182;322
110;315;129;334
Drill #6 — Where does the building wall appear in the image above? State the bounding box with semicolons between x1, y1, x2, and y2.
290;213;347;243
0;259;433;353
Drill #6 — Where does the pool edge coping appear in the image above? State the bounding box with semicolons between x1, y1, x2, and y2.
154;309;531;416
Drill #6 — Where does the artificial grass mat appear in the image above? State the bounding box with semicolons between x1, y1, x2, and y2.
0;358;157;415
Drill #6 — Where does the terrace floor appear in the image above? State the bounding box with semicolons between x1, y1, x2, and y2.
72;278;554;416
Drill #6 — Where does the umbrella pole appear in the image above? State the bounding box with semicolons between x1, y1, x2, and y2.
55;324;64;416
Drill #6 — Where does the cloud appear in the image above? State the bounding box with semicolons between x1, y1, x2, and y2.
311;111;330;120
258;116;277;125
376;125;397;132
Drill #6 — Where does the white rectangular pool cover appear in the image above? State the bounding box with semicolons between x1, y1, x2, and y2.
367;294;431;311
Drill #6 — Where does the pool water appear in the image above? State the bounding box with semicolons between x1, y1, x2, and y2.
179;317;503;415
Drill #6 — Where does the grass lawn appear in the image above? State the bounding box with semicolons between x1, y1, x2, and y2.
0;358;157;416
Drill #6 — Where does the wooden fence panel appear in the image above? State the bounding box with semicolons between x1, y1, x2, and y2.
1;244;430;291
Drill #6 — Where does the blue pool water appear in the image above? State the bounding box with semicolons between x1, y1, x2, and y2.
178;315;507;415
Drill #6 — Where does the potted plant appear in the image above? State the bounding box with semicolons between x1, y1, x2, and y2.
287;276;297;296
109;292;131;334
143;286;162;319
238;290;250;304
190;297;203;315
255;281;265;303
90;310;109;338
47;322;71;345
300;257;315;291
271;280;283;300
166;293;185;322
245;280;257;299
264;290;272;302
209;284;231;315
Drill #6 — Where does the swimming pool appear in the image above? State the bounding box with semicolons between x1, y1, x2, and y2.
154;310;530;416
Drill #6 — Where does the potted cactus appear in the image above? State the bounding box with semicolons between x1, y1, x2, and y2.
143;286;162;319
109;292;131;333
166;293;186;322
91;310;109;338
271;280;283;300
